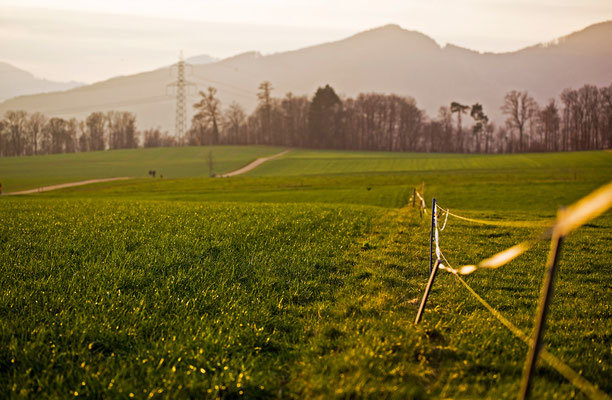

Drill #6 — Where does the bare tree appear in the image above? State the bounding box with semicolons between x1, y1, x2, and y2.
223;102;247;144
4;111;28;156
577;84;600;150
144;128;162;147
600;84;612;149
193;87;222;144
43;117;69;154
66;118;79;153
144;128;175;148
107;111;138;149
501;90;538;152
539;99;560;151
188;117;209;146
281;93;309;147
78;120;89;153
27;112;46;155
86;112;106;151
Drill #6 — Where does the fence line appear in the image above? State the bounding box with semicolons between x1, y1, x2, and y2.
438;207;449;231
417;191;428;214
452;181;612;276
409;190;428;214
441;259;610;400
435;204;549;228
412;181;612;400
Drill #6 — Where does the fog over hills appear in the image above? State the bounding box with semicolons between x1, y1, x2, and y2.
1;21;611;132
0;62;83;102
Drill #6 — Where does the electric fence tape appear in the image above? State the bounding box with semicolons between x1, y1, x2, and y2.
438;254;610;400
415;191;428;214
438;207;449;231
421;181;612;399
435;204;548;228
454;181;612;275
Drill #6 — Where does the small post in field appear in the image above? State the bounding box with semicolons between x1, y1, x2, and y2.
429;197;437;274
413;188;416;208
518;222;564;400
207;150;215;177
415;258;441;325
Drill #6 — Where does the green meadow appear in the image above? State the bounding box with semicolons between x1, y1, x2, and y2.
0;146;284;192
1;148;610;399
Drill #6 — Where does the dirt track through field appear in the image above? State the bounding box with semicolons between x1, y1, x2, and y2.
5;177;132;195
4;150;290;194
219;150;290;177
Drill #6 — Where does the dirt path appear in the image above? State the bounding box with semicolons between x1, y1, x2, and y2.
219;150;290;177
5;177;132;195
4;150;290;194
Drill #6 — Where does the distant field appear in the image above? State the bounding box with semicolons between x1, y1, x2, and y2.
42;150;612;214
246;149;612;176
0;146;283;192
1;149;611;398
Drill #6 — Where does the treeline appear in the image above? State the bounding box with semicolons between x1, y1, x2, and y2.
187;82;612;153
1;111;146;157
2;82;611;157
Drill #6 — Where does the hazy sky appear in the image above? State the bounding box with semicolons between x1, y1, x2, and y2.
1;0;611;83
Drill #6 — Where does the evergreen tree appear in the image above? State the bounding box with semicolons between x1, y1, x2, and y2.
308;85;342;148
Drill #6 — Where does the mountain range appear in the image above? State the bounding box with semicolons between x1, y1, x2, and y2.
0;62;83;102
1;21;611;131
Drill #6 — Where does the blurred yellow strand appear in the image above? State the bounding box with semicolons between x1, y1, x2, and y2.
448;270;610;400
415;191;428;214
428;182;612;399
452;180;612;275
556;181;612;236
437;205;547;227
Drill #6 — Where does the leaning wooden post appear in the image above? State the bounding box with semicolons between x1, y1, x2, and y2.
413;188;416;208
518;222;564;400
415;259;441;325
429;198;437;274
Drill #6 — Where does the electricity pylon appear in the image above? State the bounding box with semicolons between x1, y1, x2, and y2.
167;51;195;145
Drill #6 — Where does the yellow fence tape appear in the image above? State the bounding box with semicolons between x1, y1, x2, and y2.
454;181;612;275
445;266;611;400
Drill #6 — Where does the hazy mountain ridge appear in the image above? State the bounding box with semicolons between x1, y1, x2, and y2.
0;62;83;102
1;21;611;131
185;54;219;65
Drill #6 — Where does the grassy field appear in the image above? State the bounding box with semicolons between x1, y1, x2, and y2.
244;149;612;177
0;146;284;192
1;148;611;399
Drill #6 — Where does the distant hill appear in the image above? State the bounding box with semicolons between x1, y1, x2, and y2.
0;62;83;102
185;54;219;65
1;21;611;132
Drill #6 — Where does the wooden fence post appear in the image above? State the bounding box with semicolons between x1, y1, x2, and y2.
518;225;564;400
415;259;442;325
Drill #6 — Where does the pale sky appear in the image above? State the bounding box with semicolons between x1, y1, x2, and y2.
1;0;611;83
